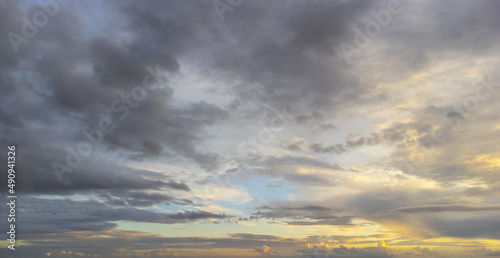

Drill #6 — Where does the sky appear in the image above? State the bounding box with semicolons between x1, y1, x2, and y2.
1;0;500;257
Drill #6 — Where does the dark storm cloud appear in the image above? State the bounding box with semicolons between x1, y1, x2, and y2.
0;0;231;174
0;3;239;250
0;144;189;195
142;139;164;155
11;197;230;236
0;1;22;67
179;0;379;118
89;37;179;88
0;107;23;128
0;0;406;191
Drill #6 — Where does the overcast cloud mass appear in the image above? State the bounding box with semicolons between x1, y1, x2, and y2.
1;0;500;257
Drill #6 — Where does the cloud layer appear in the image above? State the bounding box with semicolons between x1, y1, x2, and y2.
2;0;500;257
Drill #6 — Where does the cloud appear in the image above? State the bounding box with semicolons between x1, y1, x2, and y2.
254;245;270;255
299;244;392;258
427;214;500;239
392;204;500;213
249;205;353;226
8;197;231;236
1;231;303;257
310;143;347;154
285;137;310;152
3;0;500;256
321;123;338;130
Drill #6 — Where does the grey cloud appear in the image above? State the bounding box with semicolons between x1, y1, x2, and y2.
392;204;500;213
259;155;342;169
321;123;338;130
284;137;310;152
90;37;179;88
142;139;164;155
298;245;392;258
287;143;307;152
378;0;500;73
286;217;354;226
1;231;302;258
0;0;231;174
2;0;500;256
239;154;344;186
311;143;347;154
287;123;408;155
305;234;393;245
8;197;230;236
0;145;189;195
0;107;23;128
249;205;353;226
428;214;500;239
197;0;377;118
98;190;176;207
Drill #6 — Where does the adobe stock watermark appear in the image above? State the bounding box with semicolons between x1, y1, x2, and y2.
51;65;170;183
213;0;243;21
394;74;497;175
7;0;70;54
335;0;405;66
